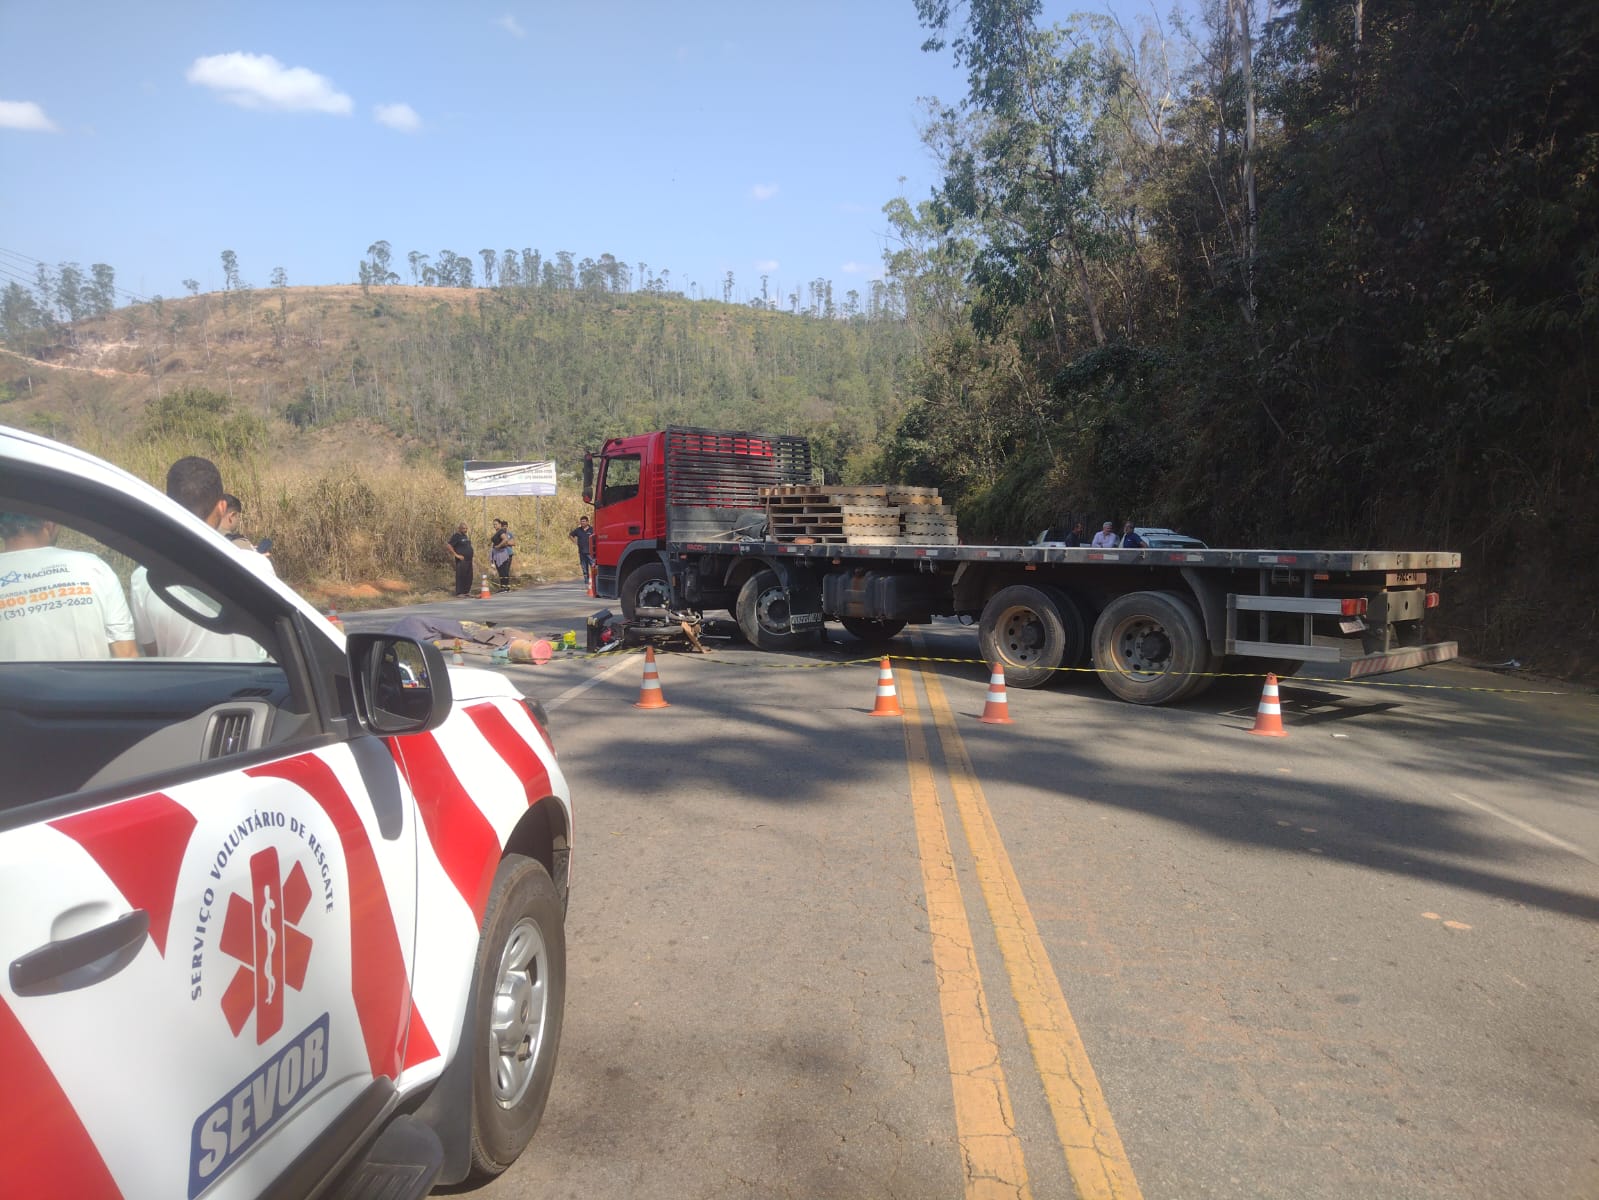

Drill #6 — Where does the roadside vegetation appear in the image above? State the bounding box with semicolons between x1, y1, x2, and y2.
2;0;1593;672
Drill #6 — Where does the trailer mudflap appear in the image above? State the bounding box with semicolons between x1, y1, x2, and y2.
1327;641;1459;680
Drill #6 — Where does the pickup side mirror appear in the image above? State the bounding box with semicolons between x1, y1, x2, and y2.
346;633;453;736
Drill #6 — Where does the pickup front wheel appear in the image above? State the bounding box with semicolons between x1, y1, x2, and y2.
468;854;567;1179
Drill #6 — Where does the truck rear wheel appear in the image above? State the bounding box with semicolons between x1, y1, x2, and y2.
620;560;672;623
736;569;816;651
839;617;907;645
1037;585;1088;673
978;585;1068;689
1091;590;1210;705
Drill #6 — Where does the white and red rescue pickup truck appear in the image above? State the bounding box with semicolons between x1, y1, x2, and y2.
0;426;572;1199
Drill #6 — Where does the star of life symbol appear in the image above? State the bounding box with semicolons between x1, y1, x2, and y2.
219;847;314;1043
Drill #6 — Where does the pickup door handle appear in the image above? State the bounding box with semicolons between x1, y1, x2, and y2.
10;909;150;997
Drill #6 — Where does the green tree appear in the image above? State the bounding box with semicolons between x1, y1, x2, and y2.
89;263;117;315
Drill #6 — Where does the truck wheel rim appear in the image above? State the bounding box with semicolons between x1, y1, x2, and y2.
996;605;1047;665
1109;616;1173;678
755;587;791;633
489;917;548;1107
636;578;671;610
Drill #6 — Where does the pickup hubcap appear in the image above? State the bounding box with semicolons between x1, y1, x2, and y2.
489;917;548;1107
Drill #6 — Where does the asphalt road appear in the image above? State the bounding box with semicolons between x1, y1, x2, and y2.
349;583;1599;1200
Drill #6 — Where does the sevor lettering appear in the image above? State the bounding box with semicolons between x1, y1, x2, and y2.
188;1013;329;1197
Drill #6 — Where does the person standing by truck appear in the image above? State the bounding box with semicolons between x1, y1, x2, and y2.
569;515;594;584
1091;521;1119;547
446;522;475;596
490;517;515;590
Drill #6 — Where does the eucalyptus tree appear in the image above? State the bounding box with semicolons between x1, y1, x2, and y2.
89;263;117;315
916;0;1120;350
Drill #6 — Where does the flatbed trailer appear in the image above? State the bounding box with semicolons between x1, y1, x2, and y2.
585;427;1461;705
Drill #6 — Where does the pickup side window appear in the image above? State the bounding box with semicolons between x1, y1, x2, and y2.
599;455;640;506
0;478;323;821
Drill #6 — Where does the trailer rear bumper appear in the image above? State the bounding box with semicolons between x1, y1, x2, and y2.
1331;641;1459;680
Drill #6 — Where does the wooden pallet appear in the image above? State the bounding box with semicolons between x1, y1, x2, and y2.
763;480;959;546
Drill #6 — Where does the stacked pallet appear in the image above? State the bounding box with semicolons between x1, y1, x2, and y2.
760;484;958;546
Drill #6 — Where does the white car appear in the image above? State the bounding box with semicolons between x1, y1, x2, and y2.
1033;526;1208;549
0;425;572;1199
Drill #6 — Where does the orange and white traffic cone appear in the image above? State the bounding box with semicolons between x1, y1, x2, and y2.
633;645;670;709
979;662;1014;724
1249;674;1288;737
480;573;492;600
868;657;903;717
586;563;597;598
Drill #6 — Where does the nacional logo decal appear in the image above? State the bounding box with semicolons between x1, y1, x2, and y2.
218;847;314;1043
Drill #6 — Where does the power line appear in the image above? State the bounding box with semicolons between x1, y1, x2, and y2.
0;245;154;306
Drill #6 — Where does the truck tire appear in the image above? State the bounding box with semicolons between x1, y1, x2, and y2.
468;854;567;1179
1036;585;1088;673
620;560;671;623
1090;589;1211;705
978;585;1069;689
839;617;907;644
736;569;816;651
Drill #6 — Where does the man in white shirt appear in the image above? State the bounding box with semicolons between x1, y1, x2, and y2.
1090;521;1119;548
130;457;277;660
0;513;138;660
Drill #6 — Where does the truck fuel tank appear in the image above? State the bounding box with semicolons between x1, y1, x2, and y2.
823;570;933;622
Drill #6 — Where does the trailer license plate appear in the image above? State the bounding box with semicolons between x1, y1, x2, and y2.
791;612;823;627
1340;617;1367;634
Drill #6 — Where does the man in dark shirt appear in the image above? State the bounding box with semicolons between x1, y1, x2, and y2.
489;517;515;590
569;516;594;583
446;522;474;596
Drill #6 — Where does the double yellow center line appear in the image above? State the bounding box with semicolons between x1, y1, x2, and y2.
899;659;1143;1200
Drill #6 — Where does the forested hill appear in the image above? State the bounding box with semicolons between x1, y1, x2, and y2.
0;283;915;481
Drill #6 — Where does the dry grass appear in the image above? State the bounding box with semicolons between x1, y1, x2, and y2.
68;431;590;608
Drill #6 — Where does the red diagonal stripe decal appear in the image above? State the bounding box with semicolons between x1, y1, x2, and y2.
388;733;499;921
49;792;196;957
464;703;553;806
246;755;411;1079
402;999;440;1071
0;995;122;1198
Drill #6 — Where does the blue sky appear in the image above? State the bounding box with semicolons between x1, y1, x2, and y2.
1;1;1142;306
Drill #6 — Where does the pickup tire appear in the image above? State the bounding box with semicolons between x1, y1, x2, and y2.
620;560;672;623
1091;590;1210;705
468;854;567;1179
736;569;816;651
978;585;1069;689
839;617;907;644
